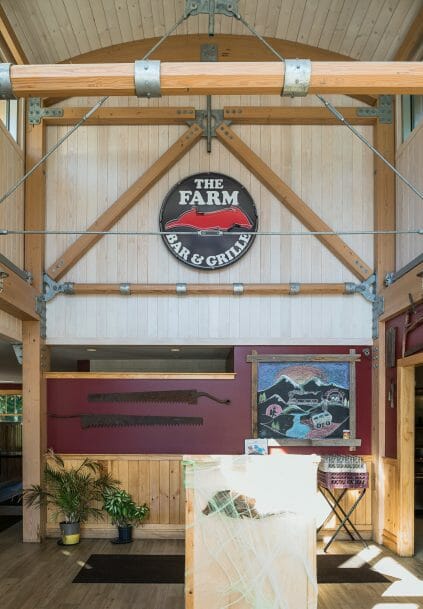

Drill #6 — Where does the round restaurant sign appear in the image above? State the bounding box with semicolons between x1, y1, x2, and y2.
159;172;258;270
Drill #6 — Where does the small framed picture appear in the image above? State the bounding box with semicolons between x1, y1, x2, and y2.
244;438;268;455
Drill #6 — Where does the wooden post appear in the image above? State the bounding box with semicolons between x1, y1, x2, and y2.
22;120;48;542
372;107;396;545
397;362;416;556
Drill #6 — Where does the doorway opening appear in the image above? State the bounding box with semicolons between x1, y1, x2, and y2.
415;365;423;559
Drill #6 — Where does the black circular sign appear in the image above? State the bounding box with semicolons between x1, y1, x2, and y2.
159;172;258;270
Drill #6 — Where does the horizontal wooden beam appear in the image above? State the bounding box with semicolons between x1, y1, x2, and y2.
43;106;196;126
379;261;423;321
43;105;375;127
47;124;203;281
61;282;357;297
216;124;373;281
224;106;376;125
43;34;377;107
9;62;423;98
0;264;39;320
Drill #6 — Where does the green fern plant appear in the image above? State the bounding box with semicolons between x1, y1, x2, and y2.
24;450;119;524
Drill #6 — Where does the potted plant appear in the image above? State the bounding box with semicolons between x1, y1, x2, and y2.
24;450;118;545
102;487;150;544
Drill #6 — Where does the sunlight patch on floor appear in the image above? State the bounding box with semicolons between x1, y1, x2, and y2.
372;604;419;609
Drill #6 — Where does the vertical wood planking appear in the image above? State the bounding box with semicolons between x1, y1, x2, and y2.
169;459;181;524
159;460;170;524
44;95;374;344
149;460;161;524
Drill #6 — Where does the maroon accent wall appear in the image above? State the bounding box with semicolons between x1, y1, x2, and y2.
385;302;423;458
47;345;372;455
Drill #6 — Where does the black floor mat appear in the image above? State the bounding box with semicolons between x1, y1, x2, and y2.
73;553;391;585
0;515;22;532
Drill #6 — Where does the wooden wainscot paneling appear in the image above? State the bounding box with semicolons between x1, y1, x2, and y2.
46;455;185;539
46;454;374;541
382;457;399;553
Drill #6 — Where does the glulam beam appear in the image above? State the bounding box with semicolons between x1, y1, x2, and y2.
7;62;423;98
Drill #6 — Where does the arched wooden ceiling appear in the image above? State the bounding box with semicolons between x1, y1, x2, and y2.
0;0;421;65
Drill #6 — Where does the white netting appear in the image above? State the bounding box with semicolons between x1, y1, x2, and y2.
184;455;320;609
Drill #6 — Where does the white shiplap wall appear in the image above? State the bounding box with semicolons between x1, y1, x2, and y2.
0;122;24;342
396;120;423;270
45;94;374;344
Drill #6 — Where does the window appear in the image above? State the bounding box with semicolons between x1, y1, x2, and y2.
402;95;423;141
0;99;19;141
0;393;22;422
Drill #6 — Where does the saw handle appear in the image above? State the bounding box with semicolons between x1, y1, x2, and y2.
197;392;231;405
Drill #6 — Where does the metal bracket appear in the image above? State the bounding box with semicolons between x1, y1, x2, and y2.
186;109;231;137
281;59;311;97
185;1;239;18
35;296;47;339
289;283;300;295
233;283;244;295
0;63;15;100
12;343;23;365
349;274;377;303
356;95;393;124
201;44;218;62
176;283;187;295
134;60;161;98
372;296;385;339
0;270;8;292
119;283;131;295
41;273;74;303
28;97;64;125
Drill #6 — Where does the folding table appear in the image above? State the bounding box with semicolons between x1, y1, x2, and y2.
317;469;369;553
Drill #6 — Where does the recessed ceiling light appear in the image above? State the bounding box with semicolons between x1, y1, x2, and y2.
170;348;180;352
86;348;97;352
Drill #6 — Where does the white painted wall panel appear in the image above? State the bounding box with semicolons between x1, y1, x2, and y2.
396;121;423;270
0;123;24;342
45;94;374;344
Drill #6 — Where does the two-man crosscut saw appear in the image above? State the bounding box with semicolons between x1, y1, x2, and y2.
49;414;203;428
88;390;230;405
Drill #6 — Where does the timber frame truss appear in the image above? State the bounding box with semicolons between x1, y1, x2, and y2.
37;97;392;337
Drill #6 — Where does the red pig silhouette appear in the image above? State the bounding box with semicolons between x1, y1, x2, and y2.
165;207;253;231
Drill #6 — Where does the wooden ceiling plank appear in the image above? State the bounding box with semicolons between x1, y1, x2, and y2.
348;0;383;61
372;1;416;62
360;0;399;61
0;4;29;64
46;123;203;281
329;0;360;56
304;0;330;48
317;0;344;50
223;106;376;125
394;5;423;61
9;61;423;98
65;0;93;57
215;123;373;281
88;0;113;48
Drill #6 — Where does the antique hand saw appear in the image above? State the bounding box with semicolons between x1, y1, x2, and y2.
49;413;203;429
88;390;230;405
